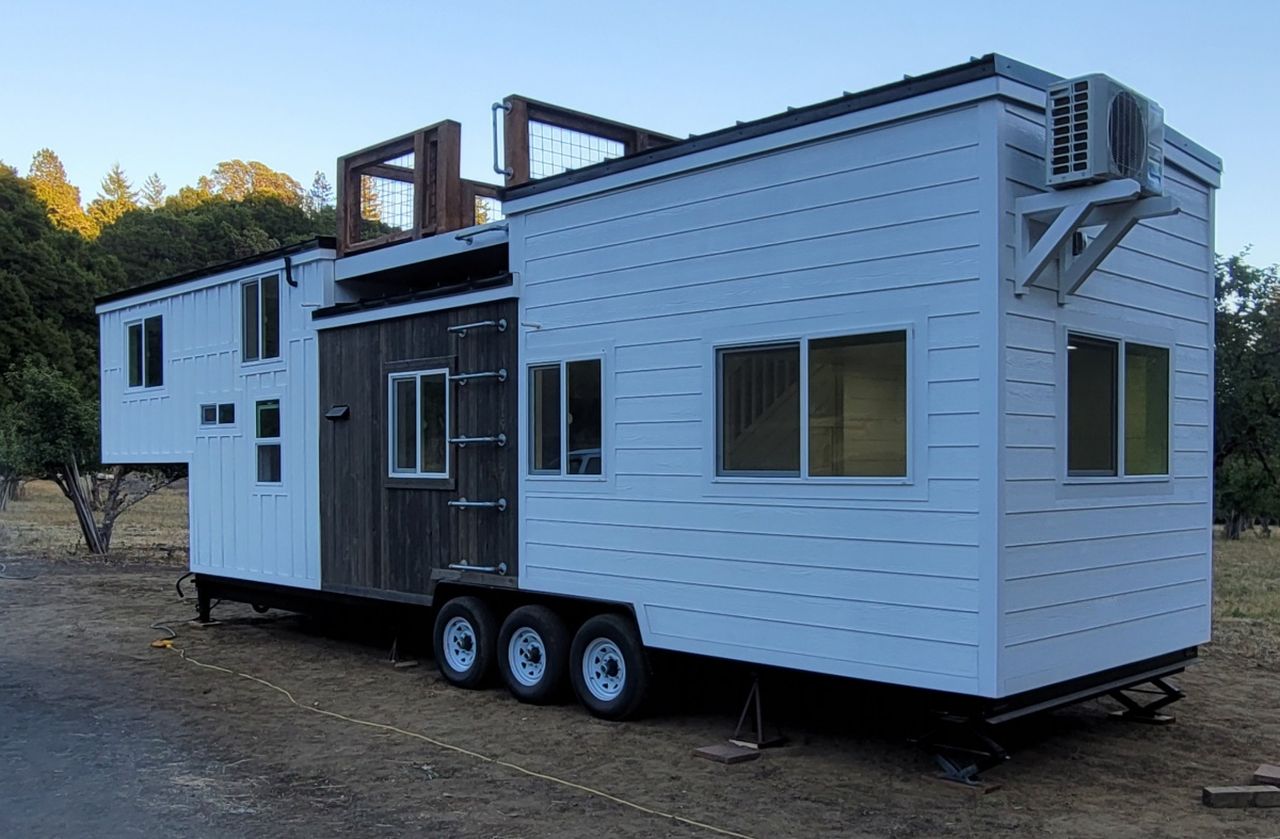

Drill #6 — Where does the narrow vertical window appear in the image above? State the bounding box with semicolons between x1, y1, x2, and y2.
242;280;260;362
809;331;907;477
567;360;602;475
143;316;163;387
388;370;449;478
256;399;282;484
1067;334;1119;476
718;344;800;474
242;274;280;363
529;365;562;474
1124;343;1170;475
127;323;143;387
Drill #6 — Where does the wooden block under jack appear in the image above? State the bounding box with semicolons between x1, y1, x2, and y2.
729;735;788;750
926;773;1004;795
694;744;762;764
1254;764;1280;786
392;659;420;669
1202;785;1280;808
188;619;221;629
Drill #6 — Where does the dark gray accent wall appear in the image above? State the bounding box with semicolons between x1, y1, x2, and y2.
318;298;518;603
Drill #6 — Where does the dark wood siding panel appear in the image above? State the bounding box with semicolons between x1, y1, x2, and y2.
319;299;517;602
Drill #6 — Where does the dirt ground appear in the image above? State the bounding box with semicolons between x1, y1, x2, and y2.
1;483;1279;838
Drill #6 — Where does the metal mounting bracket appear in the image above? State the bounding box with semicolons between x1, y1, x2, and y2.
1013;179;1179;304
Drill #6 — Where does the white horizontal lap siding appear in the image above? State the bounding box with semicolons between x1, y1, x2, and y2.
996;103;1216;695
517;104;991;694
98;257;331;590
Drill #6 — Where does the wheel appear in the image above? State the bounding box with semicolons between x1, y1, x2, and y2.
497;605;570;704
569;613;651;720
252;603;269;614
432;596;498;689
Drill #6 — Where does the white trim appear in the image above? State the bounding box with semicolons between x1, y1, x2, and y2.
523;353;608;483
95;249;334;315
386;368;451;480
334;222;509;282
312;285;517;331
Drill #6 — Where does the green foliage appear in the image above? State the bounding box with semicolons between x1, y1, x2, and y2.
0;359;99;477
27;148;97;237
0;164;123;403
1215;253;1280;531
307;170;333;213
197;159;304;205
95;193;330;288
87;163;139;229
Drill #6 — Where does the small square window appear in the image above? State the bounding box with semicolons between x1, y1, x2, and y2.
200;404;217;426
218;403;236;424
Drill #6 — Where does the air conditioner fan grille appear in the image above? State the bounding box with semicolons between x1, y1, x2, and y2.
1049;81;1090;177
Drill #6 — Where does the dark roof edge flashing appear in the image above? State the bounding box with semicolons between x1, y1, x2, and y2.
96;236;337;306
312;271;514;321
503;53;1220;203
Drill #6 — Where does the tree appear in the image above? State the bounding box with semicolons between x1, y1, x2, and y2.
1214;252;1280;537
87;163;139;228
0;360;178;554
27;148;96;237
197;159;304;205
359;175;381;222
0;164;123;402
141;172;166;208
307;170;333;213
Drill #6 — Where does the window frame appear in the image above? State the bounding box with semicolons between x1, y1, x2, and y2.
254;398;284;486
713;324;914;484
124;314;164;391
241;273;282;366
1063;328;1173;484
525;354;607;482
386;367;451;480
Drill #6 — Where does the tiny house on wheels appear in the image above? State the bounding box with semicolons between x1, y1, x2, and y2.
98;55;1220;767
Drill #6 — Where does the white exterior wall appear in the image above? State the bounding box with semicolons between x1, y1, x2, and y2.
994;96;1218;695
98;252;334;589
511;102;999;695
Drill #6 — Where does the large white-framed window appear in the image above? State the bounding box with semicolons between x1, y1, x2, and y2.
255;399;283;484
125;315;164;389
387;369;450;479
528;358;603;477
1066;332;1170;479
716;329;909;479
242;274;281;363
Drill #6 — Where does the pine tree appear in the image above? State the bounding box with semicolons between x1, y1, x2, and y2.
359;175;381;222
308;170;334;213
141;173;166;208
27;148;97;237
87;163;139;228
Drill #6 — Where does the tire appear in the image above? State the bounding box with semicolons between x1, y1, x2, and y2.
433;596;498;689
569;613;651;720
497;605;570;705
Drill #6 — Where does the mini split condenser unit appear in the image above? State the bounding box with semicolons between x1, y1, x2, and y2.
1046;74;1165;195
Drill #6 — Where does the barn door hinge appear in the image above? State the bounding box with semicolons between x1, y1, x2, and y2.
1013;178;1179;304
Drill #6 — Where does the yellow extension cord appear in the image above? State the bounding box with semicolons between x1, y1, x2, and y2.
165;645;757;839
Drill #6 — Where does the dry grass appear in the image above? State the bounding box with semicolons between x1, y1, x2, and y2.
0;478;188;562
1213;530;1280;623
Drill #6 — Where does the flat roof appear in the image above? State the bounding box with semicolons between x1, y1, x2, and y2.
503;53;1221;203
95;236;336;306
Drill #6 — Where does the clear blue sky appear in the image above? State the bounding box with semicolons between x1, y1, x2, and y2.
2;0;1276;264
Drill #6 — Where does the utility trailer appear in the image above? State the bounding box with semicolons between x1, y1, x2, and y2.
97;55;1220;769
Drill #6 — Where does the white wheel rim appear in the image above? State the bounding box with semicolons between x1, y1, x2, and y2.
583;638;626;702
443;616;477;672
508;627;547;687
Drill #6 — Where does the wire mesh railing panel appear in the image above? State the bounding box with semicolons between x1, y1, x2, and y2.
358;173;415;242
529;120;625;179
474;195;504;224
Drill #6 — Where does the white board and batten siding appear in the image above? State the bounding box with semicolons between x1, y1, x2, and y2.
995;95;1219;695
510;101;1001;696
97;251;335;590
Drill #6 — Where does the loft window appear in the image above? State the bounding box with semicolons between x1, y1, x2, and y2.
387;370;449;478
717;330;909;478
255;399;282;484
1066;333;1169;477
126;315;163;388
529;359;603;476
242;274;281;363
200;403;237;426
